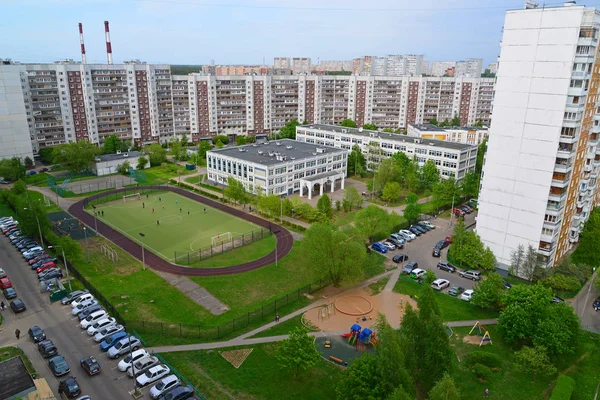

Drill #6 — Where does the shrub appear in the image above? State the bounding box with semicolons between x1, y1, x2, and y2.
549;375;575;400
213;135;229;145
39;147;55;164
117;161;131;175
472;363;492;381
542;274;581;293
467;351;503;369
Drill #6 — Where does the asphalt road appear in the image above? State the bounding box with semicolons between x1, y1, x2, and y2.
571;271;600;334
0;234;157;399
380;212;479;292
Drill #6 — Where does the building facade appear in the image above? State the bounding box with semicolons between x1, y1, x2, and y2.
296;124;478;180
292;58;312;75
407;124;488;145
477;3;600;270
455;58;483;78
430;62;457;77
206;138;348;198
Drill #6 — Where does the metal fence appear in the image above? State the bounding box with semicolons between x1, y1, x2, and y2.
67;177;135;195
173;228;272;265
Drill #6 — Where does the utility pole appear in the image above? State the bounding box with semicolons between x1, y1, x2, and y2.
83;227;89;262
139;232;146;270
49;246;72;292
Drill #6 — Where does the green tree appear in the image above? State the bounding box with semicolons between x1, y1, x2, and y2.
498;284;553;344
385;387;412;400
136;156;148;170
279;119;301;139
180;134;189;148
144;143;167;167
236;136;247;146
403;193;421;225
428;118;439;126
336;354;387;400
533;302;580;357
117;161;131;175
432;177;459;213
198;141;212;159
522;244;543;282
24;156;33;168
542;273;581;293
354;205;391;243
374;158;398;194
348;145;366;176
0;157;26;181
449;114;461;126
375;315;414;398
471;272;505;311
102;134;123;154
571;208;600;267
224;177;249;205
382;128;395;133
449;220;496;271
170;139;184;161
382;182;401;203
509;244;525;277
276;327;320;378
343;185;363;211
420;160;440;190
212;135;229;145
475;139;487;175
317;194;333;218
215;138;224;148
303;223;367;286
460;170;480;199
362;123;377;130
428;373;460;400
53;141;99;173
340;119;357;128
257;194;282;218
57;235;83;262
513;346;557;382
38;147;55;164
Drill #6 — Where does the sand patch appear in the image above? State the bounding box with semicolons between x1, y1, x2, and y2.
220;349;253;369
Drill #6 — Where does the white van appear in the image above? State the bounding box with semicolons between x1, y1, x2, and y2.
71;294;94;308
80;310;108;329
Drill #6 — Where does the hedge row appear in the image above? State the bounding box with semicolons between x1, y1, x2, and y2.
549;375;575;400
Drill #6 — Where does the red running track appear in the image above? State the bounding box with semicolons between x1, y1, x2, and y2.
68;186;294;276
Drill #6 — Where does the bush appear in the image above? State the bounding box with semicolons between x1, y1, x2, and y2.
472;363;492;381
549;375;575;400
117;161;131;175
39;147;55;164
467;351;503;369
213;135;229;145
542;274;581;293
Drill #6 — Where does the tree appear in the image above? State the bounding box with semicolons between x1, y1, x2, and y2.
362;123;377;131
0;157;26;181
279;119;301;139
24;156;33;168
374;159;398;194
215;138;224;148
471;272;505;311
382;182;401;203
460;170;480;198
533;302;580;357
382;128;395;133
542;273;581;293
571;208;600;267
354;205;391;243
347;145;366;176
143;143;167;167
136;156;148;170
236;135;247;146
420;160;440;190
257;194;282;218
475;139;487;175
432;177;459;213
343;185;363;211
522;244;543;281
102;134;124;154
198;141;212;159
303;223;367;286
180;134;189;148
317;194;333;218
449;114;461;127
117;161;131;175
38;147;55;164
340;119;357;128
449;221;496;271
212;135;229;145
53;141;99;173
385;387;412;400
276;327;320;378
428;373;460;400
513;346;556;382
428;118;439;126
170;139;184;161
57;235;83;262
336;354;387;400
509;244;525;277
403;193;421;225
224;177;249;205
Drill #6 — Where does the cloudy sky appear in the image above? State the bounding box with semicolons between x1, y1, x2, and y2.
2;0;598;66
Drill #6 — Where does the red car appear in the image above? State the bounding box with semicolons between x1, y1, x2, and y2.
445;235;453;243
3;226;18;234
36;262;56;274
452;208;465;216
0;278;13;289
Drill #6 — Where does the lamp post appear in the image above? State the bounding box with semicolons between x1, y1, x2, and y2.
92;205;98;234
139;232;146;270
23;207;44;249
83;227;89;262
49;245;71;292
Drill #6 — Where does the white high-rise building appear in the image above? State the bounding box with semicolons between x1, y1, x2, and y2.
405;54;424;76
292;58;311;75
455;58;483;78
430;61;457;77
274;57;291;69
477;3;600;271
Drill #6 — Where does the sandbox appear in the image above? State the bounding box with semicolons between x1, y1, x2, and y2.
335;295;373;316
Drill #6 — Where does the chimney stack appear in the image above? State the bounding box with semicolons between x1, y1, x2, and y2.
78;23;87;64
104;21;113;64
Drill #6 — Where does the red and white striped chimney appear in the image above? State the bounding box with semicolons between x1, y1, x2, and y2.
104;21;113;64
78;23;87;64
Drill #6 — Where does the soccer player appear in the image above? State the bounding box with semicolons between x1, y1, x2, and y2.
157;220;160;225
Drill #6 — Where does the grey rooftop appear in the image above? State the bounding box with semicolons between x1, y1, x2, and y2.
96;151;145;162
208;139;347;166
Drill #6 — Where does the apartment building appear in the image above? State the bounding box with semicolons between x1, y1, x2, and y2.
0;67;32;161
477;3;600;270
296;124;478;180
407;124;488;145
430;61;457;77
454;58;483;78
292;58;312;75
405;55;424;76
274;57;291;69
206;138;348;198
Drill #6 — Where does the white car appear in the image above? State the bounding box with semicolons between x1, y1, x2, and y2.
71;294;95;309
118;349;149;372
0;268;6;279
72;300;99;316
135;365;170;387
399;230;416;240
410;268;426;279
149;374;181;399
126;355;159;377
94;324;125;343
420;221;435;229
382;241;395;250
23;247;43;257
80;310;108;329
87;317;117;336
461;289;474;301
431;279;450;291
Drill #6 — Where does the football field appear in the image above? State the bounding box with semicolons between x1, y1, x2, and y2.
87;191;261;262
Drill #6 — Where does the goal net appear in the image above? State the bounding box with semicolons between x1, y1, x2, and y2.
211;232;232;246
123;193;141;203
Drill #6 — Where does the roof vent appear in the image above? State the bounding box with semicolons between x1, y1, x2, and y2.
95;158;101;162
316;148;325;153
286;145;293;149
429;143;435;146
276;142;281;146
312;152;317;156
358;127;364;132
252;144;257;147
258;150;263;154
341;129;347;133
123;153;129;157
238;148;245;152
268;152;274;157
291;157;296;160
564;0;576;6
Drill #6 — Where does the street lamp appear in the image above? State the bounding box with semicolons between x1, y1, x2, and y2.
91;205;98;234
83;226;90;262
23;207;44;249
139;232;146;270
48;245;72;293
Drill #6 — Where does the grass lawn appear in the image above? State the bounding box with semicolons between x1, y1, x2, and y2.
393;275;498;322
143;163;193;185
250;314;318;338
22;172;52;186
86;191;261;263
160;343;342;400
27;190;62;213
184;175;203;185
368;276;390;296
332;210;359;228
0;346;36;375
188;235;276;268
0;201;17;219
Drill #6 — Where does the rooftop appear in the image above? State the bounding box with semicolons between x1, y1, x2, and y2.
96;151;145;163
410;124;488;131
208;139;347;166
299;124;476;151
0;356;36;400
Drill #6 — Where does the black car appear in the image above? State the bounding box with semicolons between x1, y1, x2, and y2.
408;227;421;236
61;289;90;305
58;376;81;398
593;297;600;311
39;270;63;281
2;287;17;299
392;253;409;263
28;326;46;342
80;356;101;376
402;261;419;275
10;299;26;313
436;240;450;250
38;340;58;358
32;258;58;269
460;206;472;214
437;261;457;273
432;246;442;257
159;385;194;400
49;355;70;377
411;224;427;234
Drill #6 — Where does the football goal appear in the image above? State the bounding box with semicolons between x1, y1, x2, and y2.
211;232;232;246
123;193;141;203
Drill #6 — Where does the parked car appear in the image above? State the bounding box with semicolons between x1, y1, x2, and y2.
32;257;57;268
392;253;409;263
100;331;128;352
416;222;431;231
387;236;404;248
593;297;600;311
49;355;71;377
28;326;46;342
71;294;94;308
80;356;101;376
437;261;457;273
25;250;46;261
382;241;396;251
58;376;81;398
408;226;422;236
419;221;435;229
459;270;481;281
108;336;142;359
126;356;160;378
23;246;44;258
36;262;57;274
39;269;63;281
436;240;450;250
460;289;474;301
136;365;170;387
371;242;388;254
432;246;442;257
460;206;472;214
39;167;49;172
10;299;26;313
410;268;426;280
411;224;427;234
399;230;416;241
0;278;13;289
448;286;465;297
72;300;99;316
0;268;6;279
3;287;17;299
431;279;450;291
118;349;150;372
94;324;125;343
389;233;406;244
78;304;104;320
157;384;194;400
150;375;181;399
402;261;419;275
87;317;117;336
452;208;465;216
26;170;37;176
80;310;109;329
38;340;58;358
551;296;565;303
445;235;453;243
60;290;90;305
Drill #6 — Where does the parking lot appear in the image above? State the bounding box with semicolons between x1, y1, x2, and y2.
379;212;479;293
0;233;159;399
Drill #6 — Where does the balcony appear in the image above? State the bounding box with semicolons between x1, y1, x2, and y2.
551;172;570;188
548;186;568;202
559;134;577;144
538;241;555;256
556;144;575;159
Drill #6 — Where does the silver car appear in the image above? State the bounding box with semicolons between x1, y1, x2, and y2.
94;324;125;343
108;336;141;359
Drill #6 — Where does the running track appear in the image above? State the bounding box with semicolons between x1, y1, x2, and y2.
68;186;294;276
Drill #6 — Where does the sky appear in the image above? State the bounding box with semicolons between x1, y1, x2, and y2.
3;0;600;67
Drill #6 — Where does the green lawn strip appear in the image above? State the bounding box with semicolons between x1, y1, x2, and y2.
332;210;359;227
393;275;498;322
184;175;203;185
160;343;342;400
22;172;52;186
187;235;276;268
26;190;62;213
368;276;390;296
0;202;17;218
0;346;37;376
143;164;193;185
249;314;318;338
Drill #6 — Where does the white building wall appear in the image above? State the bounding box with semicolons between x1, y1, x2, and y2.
0;66;33;161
